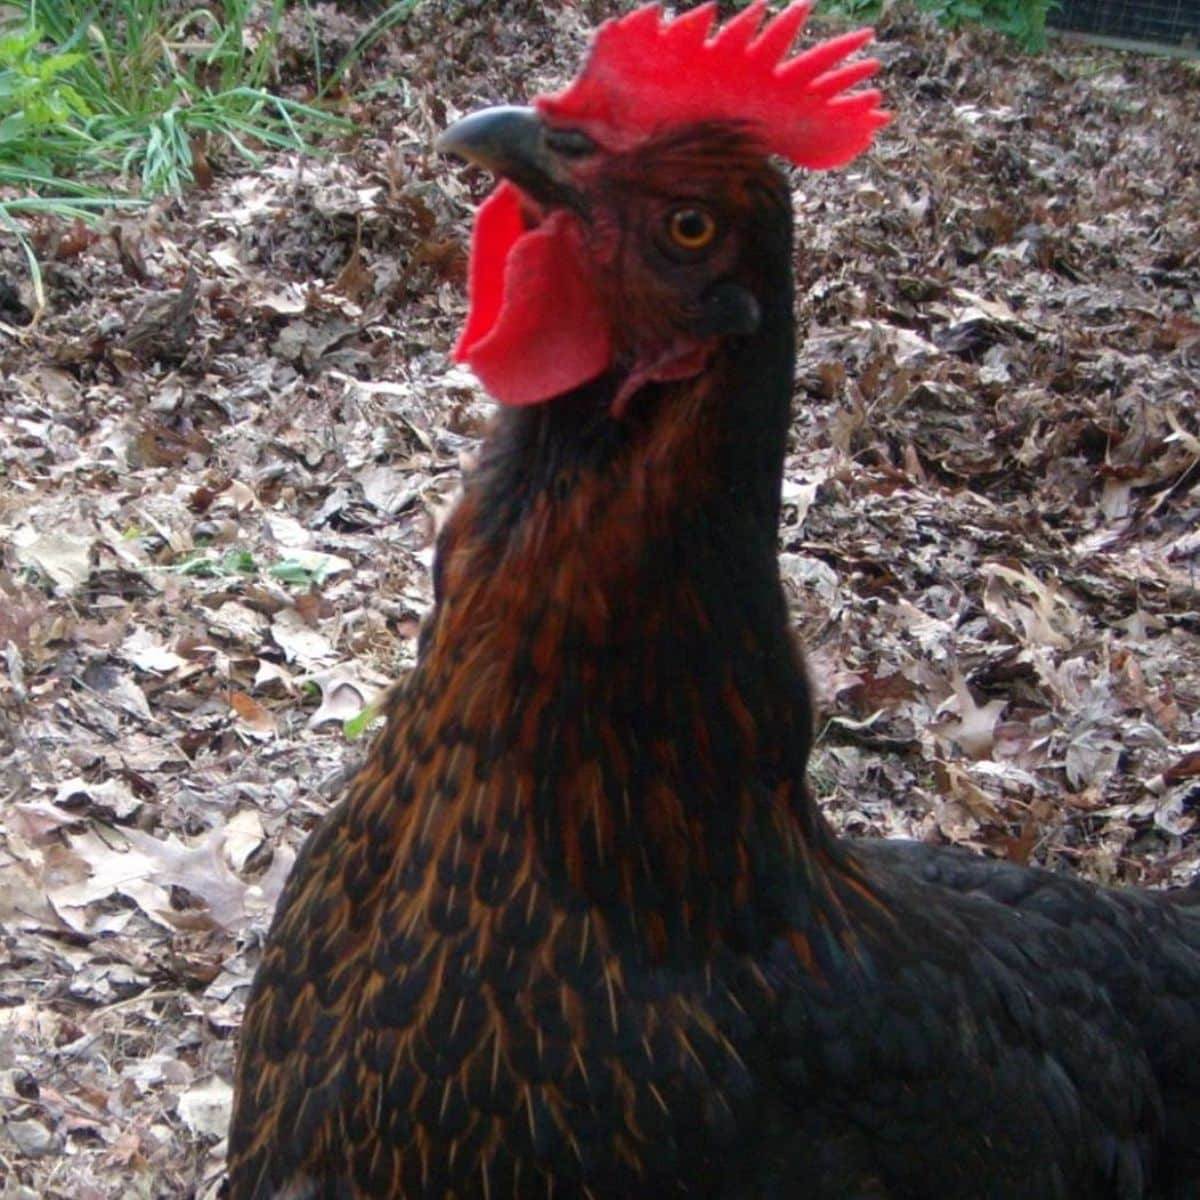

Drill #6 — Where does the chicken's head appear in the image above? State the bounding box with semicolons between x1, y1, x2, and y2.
439;1;888;411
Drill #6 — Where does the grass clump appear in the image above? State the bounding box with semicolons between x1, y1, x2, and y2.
823;0;1055;50
0;0;426;310
0;0;351;202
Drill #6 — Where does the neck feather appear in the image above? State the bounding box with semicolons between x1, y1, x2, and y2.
401;301;870;955
376;219;886;962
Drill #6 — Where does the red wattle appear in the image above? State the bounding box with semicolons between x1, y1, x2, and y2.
454;183;611;408
454;183;523;365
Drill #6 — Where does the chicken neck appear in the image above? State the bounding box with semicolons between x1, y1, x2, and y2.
396;215;878;964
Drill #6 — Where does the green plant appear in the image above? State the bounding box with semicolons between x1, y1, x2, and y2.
0;1;401;313
2;1;355;195
821;0;1053;50
818;0;884;18
269;555;344;587
170;548;259;578
920;0;1054;48
0;22;90;143
343;700;383;741
0;2;367;223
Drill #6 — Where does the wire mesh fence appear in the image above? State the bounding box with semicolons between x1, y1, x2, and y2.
1049;0;1200;49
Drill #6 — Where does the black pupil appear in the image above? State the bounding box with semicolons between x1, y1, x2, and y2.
675;210;709;242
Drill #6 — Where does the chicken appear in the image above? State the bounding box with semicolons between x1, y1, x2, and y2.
225;4;1200;1197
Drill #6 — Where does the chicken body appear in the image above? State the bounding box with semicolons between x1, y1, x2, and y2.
227;58;1200;1200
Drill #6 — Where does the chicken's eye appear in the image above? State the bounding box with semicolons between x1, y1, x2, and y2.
666;207;717;251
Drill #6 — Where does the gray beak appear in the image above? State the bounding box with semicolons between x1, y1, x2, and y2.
437;105;580;209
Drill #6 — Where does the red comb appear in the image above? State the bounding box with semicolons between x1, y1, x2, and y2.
536;1;888;170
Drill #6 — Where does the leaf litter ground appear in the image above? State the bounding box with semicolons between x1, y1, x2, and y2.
0;3;1197;1195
